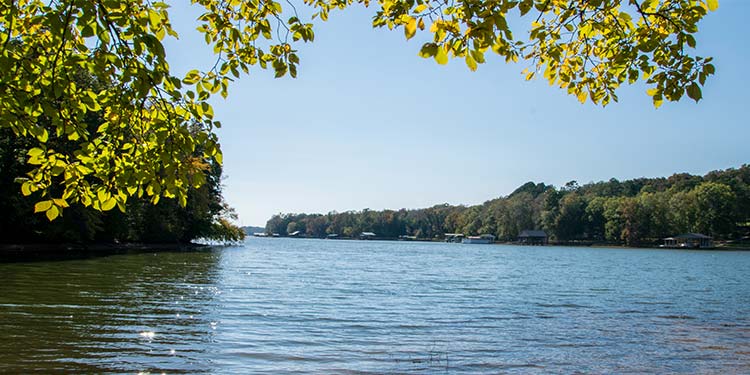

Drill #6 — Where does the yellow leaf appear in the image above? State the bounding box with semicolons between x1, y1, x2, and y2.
707;0;718;11
404;17;417;40
53;198;69;208
102;197;117;211
46;206;60;221
465;54;477;71
577;90;587;104
27;148;44;157
21;182;32;196
97;189;108;203
430;21;440;33
435;45;448;65
34;200;52;213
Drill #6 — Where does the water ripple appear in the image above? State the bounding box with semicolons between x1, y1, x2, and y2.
1;240;749;373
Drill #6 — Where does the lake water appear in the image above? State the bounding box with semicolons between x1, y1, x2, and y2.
1;238;749;373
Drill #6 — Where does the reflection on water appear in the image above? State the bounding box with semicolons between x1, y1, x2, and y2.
1;240;750;373
0;249;221;373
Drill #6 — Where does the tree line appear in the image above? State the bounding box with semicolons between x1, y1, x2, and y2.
265;165;750;246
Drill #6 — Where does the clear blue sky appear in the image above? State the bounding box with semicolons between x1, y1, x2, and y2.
164;1;749;227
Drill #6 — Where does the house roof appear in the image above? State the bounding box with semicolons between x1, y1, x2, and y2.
519;230;547;238
673;233;712;239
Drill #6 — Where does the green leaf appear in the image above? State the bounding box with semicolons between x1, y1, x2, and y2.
686;83;702;102
418;43;437;58
183;70;201;84
34;200;53;213
519;0;533;16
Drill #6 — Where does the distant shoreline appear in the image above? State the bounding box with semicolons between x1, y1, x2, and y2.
250;236;750;251
2;238;748;263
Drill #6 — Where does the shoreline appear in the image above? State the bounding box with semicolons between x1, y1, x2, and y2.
0;242;211;263
254;236;750;251
3;238;748;263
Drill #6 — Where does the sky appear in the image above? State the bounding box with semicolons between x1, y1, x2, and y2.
163;1;749;227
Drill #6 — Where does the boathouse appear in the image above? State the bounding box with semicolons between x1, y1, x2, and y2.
662;233;713;249
360;232;376;240
518;230;548;245
444;233;465;243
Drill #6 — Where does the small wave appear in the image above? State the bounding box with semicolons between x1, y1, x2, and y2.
546;342;601;348
674;338;701;343
616;309;645;314
701;345;730;351
634;301;674;306
657;315;696;320
462;362;545;370
230;352;329;362
536;303;590;309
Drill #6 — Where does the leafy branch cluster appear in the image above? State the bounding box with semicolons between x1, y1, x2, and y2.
0;0;718;219
360;0;717;106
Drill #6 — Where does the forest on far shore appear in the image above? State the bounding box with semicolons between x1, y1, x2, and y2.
266;165;750;246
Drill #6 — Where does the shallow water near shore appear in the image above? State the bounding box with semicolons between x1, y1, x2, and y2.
1;238;749;373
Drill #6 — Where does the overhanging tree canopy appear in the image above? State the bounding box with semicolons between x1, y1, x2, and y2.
0;0;718;219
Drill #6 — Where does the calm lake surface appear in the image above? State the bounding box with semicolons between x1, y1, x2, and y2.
1;239;749;373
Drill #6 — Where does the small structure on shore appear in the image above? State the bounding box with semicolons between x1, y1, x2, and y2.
326;233;339;239
518;230;548;245
289;230;303;237
462;234;495;244
444;233;465;243
359;232;376;240
662;233;713;249
398;235;417;241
